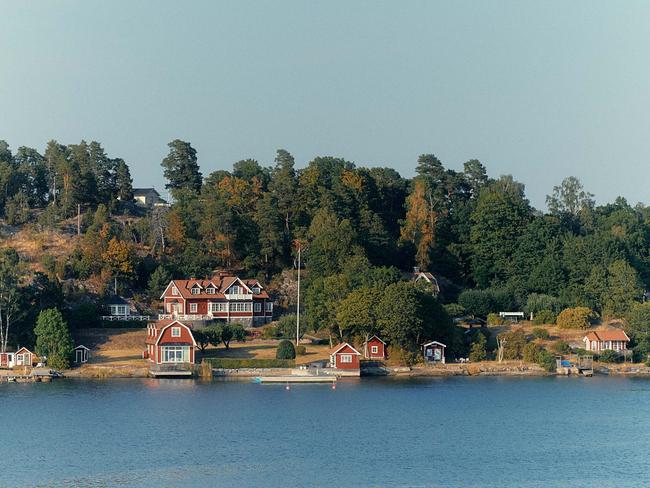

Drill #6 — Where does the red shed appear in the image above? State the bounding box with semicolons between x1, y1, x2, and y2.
364;335;386;360
15;347;38;367
145;320;197;365
330;343;361;370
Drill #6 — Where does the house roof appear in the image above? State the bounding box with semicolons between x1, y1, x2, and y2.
330;343;361;355
161;276;269;300
146;320;197;347
106;295;129;305
74;345;90;351
584;330;630;342
366;335;386;345
133;188;161;197
422;341;447;348
15;347;35;355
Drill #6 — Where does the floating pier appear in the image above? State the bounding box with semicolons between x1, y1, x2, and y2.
255;375;337;384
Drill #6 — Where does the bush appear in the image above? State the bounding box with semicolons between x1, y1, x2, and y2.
598;350;621;363
536;350;557;372
550;340;571;355
260;325;279;339
487;313;504;326
276;340;296;360
501;329;528;360
295;345;306;356
532;309;556;325
557;307;596;329
522;342;542;362
203;358;295;368
444;303;466;318
531;328;550;340
469;333;488;362
275;314;297;339
525;294;562;315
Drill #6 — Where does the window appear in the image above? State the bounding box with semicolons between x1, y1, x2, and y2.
206;287;215;294
340;354;352;363
371;345;378;354
254;303;261;312
190;303;198;313
231;302;252;312
209;302;228;313
162;346;188;363
253;287;261;294
265;302;273;312
229;285;242;295
191;287;200;295
171;286;178;296
171;327;181;337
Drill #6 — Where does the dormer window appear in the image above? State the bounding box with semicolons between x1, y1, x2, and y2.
206;287;215;294
171;327;181;338
253;287;261;294
171;286;179;296
191;287;200;295
230;285;243;295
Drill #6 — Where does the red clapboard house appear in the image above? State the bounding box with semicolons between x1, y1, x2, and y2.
330;343;361;370
145;320;197;365
160;274;273;327
15;347;38;367
364;336;387;360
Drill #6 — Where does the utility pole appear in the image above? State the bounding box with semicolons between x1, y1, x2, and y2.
77;204;81;236
295;243;301;347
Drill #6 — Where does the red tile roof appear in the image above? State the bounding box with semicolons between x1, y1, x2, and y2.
584;330;630;342
165;275;269;299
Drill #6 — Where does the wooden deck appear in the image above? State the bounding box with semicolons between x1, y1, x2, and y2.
255;375;337;383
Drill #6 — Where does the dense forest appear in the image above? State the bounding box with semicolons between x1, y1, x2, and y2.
1;138;650;362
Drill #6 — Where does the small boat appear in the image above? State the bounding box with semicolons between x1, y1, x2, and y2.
254;375;337;384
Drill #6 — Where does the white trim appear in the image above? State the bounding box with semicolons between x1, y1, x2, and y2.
331;343;361;356
422;341;447;348
154;321;197;347
367;335;386;345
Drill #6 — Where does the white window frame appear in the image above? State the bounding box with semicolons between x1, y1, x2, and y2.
190;303;198;313
340;354;353;363
206;287;215;294
171;327;181;338
171;286;179;296
253;287;261;294
191;287;200;295
209;302;227;313
265;302;273;312
371;345;378;354
254;303;261;312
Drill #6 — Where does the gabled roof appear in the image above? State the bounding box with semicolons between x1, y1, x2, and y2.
106;295;129;305
147;320;197;347
366;335;386;345
422;340;447;348
584;330;630;342
74;345;90;351
133;188;161;197
15;346;35;355
161;276;269;300
330;343;361;355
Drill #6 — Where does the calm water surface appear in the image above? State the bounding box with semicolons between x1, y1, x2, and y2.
1;376;650;487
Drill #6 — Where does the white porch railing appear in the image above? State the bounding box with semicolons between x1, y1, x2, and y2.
158;314;211;321
225;294;252;300
101;315;151;321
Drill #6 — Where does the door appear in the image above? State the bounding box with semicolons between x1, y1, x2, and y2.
76;350;83;363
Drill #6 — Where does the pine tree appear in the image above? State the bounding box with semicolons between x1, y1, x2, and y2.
161;139;202;197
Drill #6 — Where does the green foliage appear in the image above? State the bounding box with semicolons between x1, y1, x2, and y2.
193;327;221;352
67;303;100;329
295;345;306;356
486;313;504;326
525;294;562;315
203;358;295;368
34;308;73;370
444;303;466;318
556;307;596;329
532;310;556;325
522;342;542;362
147;266;172;300
598;349;621;363
276;339;296;360
550;340;571;355
458;289;493;317
469;333;487;362
275;314;297;339
161;139;202;197
531;327;550;340
536;349;557;372
500;329;528;360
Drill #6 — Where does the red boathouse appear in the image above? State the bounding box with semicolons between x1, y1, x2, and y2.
364;336;386;360
330;343;361;370
145;320;197;365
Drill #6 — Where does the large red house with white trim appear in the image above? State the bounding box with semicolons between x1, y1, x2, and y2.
330;343;361;370
160;274;273;327
145;320;197;365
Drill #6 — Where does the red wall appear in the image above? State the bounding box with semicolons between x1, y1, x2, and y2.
335;345;360;369
367;339;385;359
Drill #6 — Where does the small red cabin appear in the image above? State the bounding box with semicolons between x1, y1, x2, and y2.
145;320;197;365
0;351;15;368
364;335;386;360
330;343;361;370
15;347;38;367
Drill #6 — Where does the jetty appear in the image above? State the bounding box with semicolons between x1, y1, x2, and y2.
1;368;63;383
255;375;337;384
556;355;593;376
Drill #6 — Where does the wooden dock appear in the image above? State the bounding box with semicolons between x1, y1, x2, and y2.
255;375;337;384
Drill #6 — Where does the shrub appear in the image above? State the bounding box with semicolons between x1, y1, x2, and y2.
531;328;550;340
598;350;621;363
469;333;487;362
536;350;557;372
523;342;541;362
572;348;589;356
275;314;297;339
444;303;466;318
260;325;279;339
203;358;295;368
276;340;296;360
556;307;596;329
501;329;528;360
487;313;504;326
532;309;556;325
550;340;571;355
295;345;306;356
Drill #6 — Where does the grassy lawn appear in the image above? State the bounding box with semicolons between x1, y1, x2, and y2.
202;340;332;365
73;328;148;366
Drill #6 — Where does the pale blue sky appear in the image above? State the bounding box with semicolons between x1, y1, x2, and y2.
1;0;649;208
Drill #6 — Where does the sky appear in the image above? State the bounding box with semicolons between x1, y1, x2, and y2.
1;0;650;209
